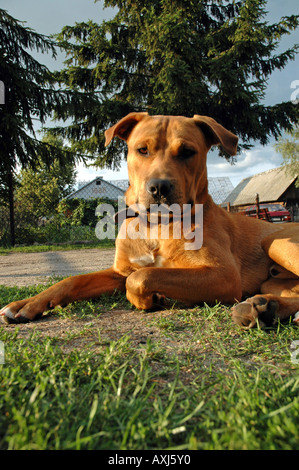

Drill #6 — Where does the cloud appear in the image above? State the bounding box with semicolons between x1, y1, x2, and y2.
207;144;283;186
76;160;129;185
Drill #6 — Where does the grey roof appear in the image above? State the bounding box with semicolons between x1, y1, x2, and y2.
223;167;297;206
208;177;234;204
108;179;130;190
67;177;125;200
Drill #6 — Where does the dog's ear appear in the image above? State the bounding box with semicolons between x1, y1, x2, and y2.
193;115;238;156
105;112;149;146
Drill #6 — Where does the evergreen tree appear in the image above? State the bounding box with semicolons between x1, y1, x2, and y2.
54;0;299;167
0;9;94;244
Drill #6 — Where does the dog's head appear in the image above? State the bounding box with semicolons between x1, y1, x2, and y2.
105;112;238;209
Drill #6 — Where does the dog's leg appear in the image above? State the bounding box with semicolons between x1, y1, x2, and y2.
262;224;299;277
233;224;299;328
125;266;242;310
232;277;299;328
0;268;126;324
231;226;299;328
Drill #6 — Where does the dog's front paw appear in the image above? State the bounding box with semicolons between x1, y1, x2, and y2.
1;301;35;324
0;296;52;324
126;269;165;310
126;290;165;310
231;295;279;328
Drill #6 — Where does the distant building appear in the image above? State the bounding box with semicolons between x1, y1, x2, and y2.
71;176;234;205
67;177;125;201
223;166;299;221
208;177;234;205
223;167;298;207
107;180;130;191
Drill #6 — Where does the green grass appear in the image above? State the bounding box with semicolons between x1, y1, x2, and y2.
0;284;298;450
0;240;115;255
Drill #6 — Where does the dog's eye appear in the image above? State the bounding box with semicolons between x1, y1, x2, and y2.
137;147;149;156
178;147;196;160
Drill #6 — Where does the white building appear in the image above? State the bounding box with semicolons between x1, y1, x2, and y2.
67;177;125;201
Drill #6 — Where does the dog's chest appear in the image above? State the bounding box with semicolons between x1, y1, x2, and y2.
115;237;167;272
129;251;165;268
114;234;178;275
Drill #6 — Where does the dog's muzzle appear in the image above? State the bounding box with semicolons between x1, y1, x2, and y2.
146;178;174;202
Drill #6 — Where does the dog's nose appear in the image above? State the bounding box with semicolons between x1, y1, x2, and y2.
146;178;173;199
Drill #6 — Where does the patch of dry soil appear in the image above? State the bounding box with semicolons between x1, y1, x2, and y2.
0;248;195;361
0;248;171;348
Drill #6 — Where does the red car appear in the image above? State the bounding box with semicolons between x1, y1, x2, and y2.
244;203;292;223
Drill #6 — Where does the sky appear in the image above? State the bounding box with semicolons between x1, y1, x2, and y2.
1;0;299;187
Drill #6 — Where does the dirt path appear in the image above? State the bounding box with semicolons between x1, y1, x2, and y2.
0;248;115;287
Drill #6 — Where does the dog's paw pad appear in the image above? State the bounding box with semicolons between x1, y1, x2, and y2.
253;298;278;327
152;293;165;306
231;301;257;328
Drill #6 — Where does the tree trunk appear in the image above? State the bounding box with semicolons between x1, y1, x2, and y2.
7;170;15;246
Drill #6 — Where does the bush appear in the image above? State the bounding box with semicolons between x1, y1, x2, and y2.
14;224;99;246
57;198;119;227
0;197;120;247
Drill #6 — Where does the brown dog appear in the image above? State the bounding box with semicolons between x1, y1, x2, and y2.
1;112;299;328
